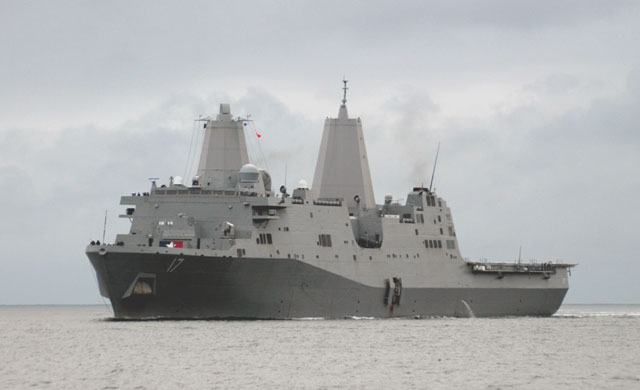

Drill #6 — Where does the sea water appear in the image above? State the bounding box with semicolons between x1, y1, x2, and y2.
1;304;638;389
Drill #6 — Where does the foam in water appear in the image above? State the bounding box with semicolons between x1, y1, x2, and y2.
461;300;475;318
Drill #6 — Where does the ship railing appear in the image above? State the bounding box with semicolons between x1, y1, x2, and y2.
313;199;342;207
150;188;264;197
467;261;575;275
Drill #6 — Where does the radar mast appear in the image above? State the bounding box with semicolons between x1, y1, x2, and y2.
342;77;348;106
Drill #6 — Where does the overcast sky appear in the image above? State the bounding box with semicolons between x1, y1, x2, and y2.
1;1;639;304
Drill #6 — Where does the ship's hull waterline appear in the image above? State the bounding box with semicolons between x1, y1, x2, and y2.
88;250;568;319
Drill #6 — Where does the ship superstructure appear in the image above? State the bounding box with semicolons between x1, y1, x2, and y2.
86;84;574;319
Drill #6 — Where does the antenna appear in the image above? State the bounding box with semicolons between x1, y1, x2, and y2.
284;164;288;189
518;245;522;264
183;116;200;179
102;210;108;243
342;77;349;105
429;142;441;191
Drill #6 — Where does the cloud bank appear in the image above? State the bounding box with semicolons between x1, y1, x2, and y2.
1;1;639;303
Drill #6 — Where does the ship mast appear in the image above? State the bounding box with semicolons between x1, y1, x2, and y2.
342;77;348;106
312;79;376;211
195;104;250;189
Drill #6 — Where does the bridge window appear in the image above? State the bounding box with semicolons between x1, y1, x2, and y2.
318;234;332;247
257;233;273;245
425;240;438;249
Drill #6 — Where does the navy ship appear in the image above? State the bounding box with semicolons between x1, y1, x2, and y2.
86;82;574;319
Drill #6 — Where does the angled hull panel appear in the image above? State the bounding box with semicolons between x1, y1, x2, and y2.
88;251;567;319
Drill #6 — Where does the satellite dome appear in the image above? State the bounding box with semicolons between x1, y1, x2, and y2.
239;164;260;183
240;163;258;173
297;179;309;189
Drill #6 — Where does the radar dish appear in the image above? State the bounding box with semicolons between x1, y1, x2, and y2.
239;164;259;183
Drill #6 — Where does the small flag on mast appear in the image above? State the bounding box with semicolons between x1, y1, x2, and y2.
244;122;262;138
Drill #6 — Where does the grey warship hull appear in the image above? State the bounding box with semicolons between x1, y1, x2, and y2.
87;248;569;319
86;97;574;319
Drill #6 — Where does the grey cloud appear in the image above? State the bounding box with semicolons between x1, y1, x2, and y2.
366;90;440;190
1;76;639;304
316;68;639;304
3;1;640;129
0;90;319;303
1;1;639;304
431;72;640;303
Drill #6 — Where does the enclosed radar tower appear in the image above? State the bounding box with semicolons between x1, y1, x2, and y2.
196;104;250;189
312;80;376;213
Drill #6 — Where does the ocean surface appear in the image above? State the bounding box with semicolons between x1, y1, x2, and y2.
1;304;638;390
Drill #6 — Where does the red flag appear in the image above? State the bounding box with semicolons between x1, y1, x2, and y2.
244;121;262;138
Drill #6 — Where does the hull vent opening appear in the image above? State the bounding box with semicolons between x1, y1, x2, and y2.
133;280;153;295
122;273;157;299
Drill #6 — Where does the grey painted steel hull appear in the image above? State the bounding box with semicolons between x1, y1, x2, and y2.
88;251;568;319
85;102;573;319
